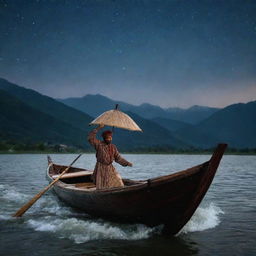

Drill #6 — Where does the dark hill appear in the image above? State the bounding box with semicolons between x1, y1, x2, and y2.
199;101;256;148
166;105;219;124
0;78;93;131
175;101;256;148
112;112;190;151
0;78;189;151
0;90;88;148
151;117;191;132
58;94;134;118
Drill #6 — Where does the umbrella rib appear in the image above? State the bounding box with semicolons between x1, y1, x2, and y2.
90;109;142;131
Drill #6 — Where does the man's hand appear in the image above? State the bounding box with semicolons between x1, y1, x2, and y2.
127;162;133;167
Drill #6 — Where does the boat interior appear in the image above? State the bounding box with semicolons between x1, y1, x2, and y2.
49;164;145;190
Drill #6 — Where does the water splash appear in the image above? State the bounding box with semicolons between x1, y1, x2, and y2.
180;202;224;234
27;218;157;243
26;202;224;243
0;184;70;219
0;184;30;203
0;184;224;242
0;214;11;220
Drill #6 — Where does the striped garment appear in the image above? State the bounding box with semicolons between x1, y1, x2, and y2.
88;128;131;189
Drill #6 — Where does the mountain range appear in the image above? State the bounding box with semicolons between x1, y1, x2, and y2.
58;93;256;149
58;94;219;124
175;101;256;149
0;78;187;151
1;77;256;151
0;78;93;149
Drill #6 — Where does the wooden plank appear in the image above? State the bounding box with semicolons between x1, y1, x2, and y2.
52;170;93;179
75;182;95;188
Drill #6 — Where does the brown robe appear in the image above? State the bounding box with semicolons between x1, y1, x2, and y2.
88;128;131;189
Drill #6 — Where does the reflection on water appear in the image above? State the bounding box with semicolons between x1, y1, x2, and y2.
77;236;199;256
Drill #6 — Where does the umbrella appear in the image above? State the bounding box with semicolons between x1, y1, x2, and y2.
89;105;142;132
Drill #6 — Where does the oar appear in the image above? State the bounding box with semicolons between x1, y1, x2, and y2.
13;154;82;217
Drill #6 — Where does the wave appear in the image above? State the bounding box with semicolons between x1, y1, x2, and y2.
27;218;157;243
0;184;30;203
0;184;224;242
180;202;224;234
26;202;223;243
0;184;71;220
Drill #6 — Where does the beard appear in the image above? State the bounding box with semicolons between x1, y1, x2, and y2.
104;139;112;145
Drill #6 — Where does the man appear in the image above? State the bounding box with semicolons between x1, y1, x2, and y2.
88;124;133;189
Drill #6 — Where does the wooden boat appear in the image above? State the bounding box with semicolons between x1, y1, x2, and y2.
46;143;227;235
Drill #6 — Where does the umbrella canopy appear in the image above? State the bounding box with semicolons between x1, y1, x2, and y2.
89;109;143;132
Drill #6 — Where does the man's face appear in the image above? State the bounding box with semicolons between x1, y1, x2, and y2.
104;135;112;144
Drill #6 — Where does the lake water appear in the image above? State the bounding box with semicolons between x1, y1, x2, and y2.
0;153;255;256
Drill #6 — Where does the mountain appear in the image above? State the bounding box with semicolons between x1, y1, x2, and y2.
0;77;98;149
199;101;256;148
0;78;93;132
175;101;256;149
174;126;218;149
57;94;135;118
2;78;254;150
111;112;189;150
0;89;87;148
58;94;219;124
58;94;170;120
128;103;172;120
166;105;220;124
151;117;192;132
0;78;188;151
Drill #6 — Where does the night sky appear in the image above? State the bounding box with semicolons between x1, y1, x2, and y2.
0;0;256;108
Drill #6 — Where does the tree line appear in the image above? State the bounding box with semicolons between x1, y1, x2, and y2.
1;141;256;154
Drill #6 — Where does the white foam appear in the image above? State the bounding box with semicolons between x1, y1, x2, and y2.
27;217;156;243
2;190;29;202
0;184;29;203
1;183;223;243
180;202;224;234
26;202;223;243
28;219;57;232
0;214;11;220
0;184;72;220
33;197;71;216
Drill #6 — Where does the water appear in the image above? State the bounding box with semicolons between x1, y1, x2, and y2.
0;154;255;256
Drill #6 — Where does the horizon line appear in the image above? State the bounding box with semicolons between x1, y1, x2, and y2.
1;76;255;110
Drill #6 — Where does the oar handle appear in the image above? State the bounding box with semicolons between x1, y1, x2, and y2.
13;154;82;218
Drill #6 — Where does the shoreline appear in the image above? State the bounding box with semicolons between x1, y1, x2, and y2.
1;150;255;155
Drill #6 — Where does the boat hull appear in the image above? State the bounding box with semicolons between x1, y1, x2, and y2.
47;144;227;235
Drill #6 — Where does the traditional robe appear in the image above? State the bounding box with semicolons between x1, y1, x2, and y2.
88;128;131;189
